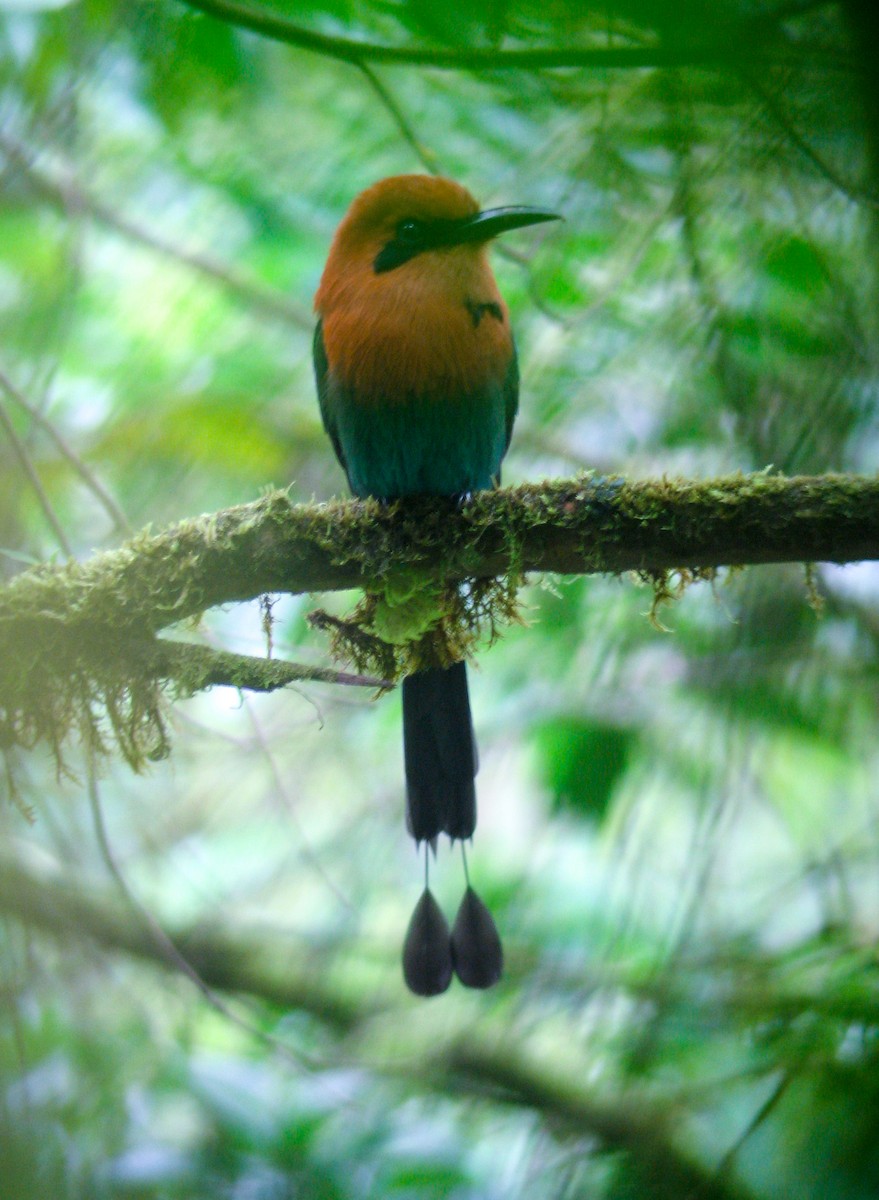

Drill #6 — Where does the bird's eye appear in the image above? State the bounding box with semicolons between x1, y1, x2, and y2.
397;219;424;243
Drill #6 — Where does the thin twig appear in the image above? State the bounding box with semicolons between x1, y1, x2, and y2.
356;62;443;174
85;755;318;1069
0;396;73;556
241;695;356;910
744;69;879;208
145;638;390;691
714;1071;794;1178
0;364;132;537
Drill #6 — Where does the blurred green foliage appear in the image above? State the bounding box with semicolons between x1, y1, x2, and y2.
536;715;634;821
3;1;879;1197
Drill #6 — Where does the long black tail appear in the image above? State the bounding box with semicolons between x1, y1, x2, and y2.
402;662;477;843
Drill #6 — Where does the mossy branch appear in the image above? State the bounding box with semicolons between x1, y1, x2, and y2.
2;470;878;769
140;640;388;693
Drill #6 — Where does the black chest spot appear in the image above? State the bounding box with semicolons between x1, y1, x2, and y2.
465;298;504;329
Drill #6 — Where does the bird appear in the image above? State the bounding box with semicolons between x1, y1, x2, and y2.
313;175;559;994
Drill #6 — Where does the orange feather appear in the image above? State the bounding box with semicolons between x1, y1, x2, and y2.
315;176;513;403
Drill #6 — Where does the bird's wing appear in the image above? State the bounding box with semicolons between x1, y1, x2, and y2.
312;319;349;479
490;338;520;487
502;339;520;460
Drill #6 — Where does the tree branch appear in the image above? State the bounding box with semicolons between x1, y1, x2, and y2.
175;0;851;74
4;472;877;623
144;639;387;691
2;471;877;766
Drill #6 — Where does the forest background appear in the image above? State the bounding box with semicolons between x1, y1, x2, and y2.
2;1;879;1197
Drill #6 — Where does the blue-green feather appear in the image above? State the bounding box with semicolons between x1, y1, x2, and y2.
313;320;517;500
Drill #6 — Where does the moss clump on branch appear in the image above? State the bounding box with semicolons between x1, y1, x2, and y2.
306;487;532;680
309;572;524;681
0;610;170;774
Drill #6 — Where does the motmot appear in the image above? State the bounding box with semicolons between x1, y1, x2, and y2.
314;175;559;994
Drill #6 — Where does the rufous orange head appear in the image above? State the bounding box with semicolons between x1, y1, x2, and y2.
314;175;559;400
315;174;559;312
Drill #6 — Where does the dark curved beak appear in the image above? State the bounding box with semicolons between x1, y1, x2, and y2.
452;205;562;245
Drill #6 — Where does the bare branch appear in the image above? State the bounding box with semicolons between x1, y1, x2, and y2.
175;0;852;73
0;846;367;1030
0;133;311;329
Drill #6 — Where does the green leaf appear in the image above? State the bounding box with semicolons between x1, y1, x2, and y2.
536;717;634;823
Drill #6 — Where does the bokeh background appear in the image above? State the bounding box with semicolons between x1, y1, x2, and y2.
3;1;879;1196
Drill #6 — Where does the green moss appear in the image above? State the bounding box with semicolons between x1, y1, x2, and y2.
309;568;524;681
303;485;532;680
